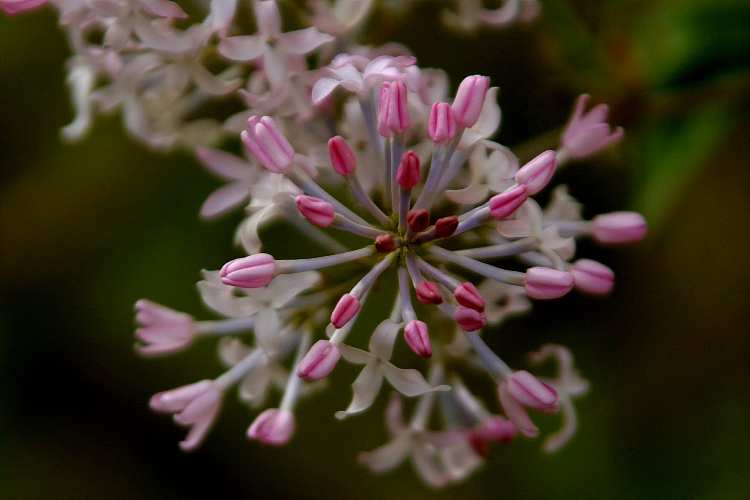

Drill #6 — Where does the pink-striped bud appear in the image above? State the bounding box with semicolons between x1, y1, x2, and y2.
241;116;295;173
453;282;485;312
220;253;276;288
507;370;559;411
454;306;487;332
327;135;356;176
330;293;361;328
407;209;430;233
297;340;341;381
404;320;432;358
428;102;457;143
378;81;410;137
451;75;490;128
247;408;295;446
524;267;574;300
489;184;528;219
572;259;615;296
295;195;335;227
435;216;459;238
514;150;556;195
592;212;647;245
416;281;443;305
375;233;397;253
396;151;420;190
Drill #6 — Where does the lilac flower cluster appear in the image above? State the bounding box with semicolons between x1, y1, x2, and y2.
7;0;645;487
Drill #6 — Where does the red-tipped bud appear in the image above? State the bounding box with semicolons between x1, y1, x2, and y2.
451;75;490;128
454;306;487;332
416;281;443;305
592;212;647;245
295;195;335;227
328;135;357;176
571;259;615;296
375;234;397;253
524;267;574;299
435;216;459;238
453;282;485;312
428;102;457;143
396;151;420;190
247;409;295;446
330;293;361;328
297;340;341;381
220;253;276;288
404;320;432;358
507;370;559;411
378;80;410;137
407;209;430;233
489;185;528;219
514;150;556;195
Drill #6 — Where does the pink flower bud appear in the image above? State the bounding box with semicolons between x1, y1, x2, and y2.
150;380;221;451
428;102;457;143
378;81;410;137
562;94;624;160
1;0;48;15
454;306;487;332
375;234;397;253
474;416;517;443
507;370;559;411
330;293;361;328
572;259;615;296
524;267;574;300
407;209;430;233
416;281;443;305
220;253;277;288
451;75;490;128
404;320;432;358
295;195;335;227
297;340;341;381
435;216;459;238
489;184;528;220
247;408;295;446
514;150;556;195
241;116;295;173
134;299;195;356
396;151;420;190
592;211;647;245
453;282;485;312
328;135;356;176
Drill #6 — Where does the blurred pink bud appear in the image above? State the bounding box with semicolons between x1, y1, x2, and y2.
134;299;195;356
592;211;647;245
375;233;397;253
454;306;487;332
428;102;457;143
404;320;432;358
296;195;335;227
331;293;361;328
328;135;356;176
489;184;528;220
1;0;47;15
297;340;341;380
416;281;443;305
407;209;430;233
497;383;537;438
514;150;556;195
469;416;517;455
562;94;624;160
150;380;221;451
451;75;490;128
220;253;277;288
453;282;485;312
378;81;410;137
524;267;574;300
507;370;559;411
435;216;459;238
247;408;295;446
396;151;420;190
241;116;295;173
572;259;615;295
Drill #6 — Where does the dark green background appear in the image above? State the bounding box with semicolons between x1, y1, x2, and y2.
2;0;750;498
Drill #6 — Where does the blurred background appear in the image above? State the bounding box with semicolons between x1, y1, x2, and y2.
2;0;750;498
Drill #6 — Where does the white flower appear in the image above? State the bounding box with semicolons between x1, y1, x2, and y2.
196;147;260;220
446;141;518;205
310;0;375;37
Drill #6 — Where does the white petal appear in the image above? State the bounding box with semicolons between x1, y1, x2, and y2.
191;63;241;95
197;148;253;181
445;183;489;205
542;395;578;453
410;443;451;488
254;308;281;353
209;0;237;32
459;86;502;149
358;435;412;473
311;77;341;105
200;182;250;220
338;344;373;365
61;64;95;141
335;363;384;419
382;364;450;397
137;0;187;18
268;271;321;308
218;35;267;62
368;319;402;360
217;337;252;366
279;27;333;55
197;280;263;317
